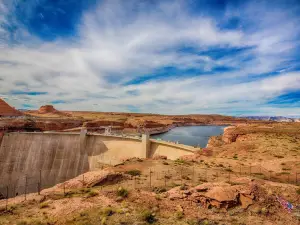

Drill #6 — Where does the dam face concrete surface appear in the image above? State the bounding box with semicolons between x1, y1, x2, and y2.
0;132;89;196
0;132;194;196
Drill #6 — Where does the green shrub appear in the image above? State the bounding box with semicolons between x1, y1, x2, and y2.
101;207;114;216
152;187;167;194
79;188;91;194
175;211;184;219
117;187;128;197
282;168;291;171
101;216;107;225
87;190;99;198
296;189;300;195
180;184;188;190
125;169;141;176
141;210;156;224
174;159;188;165
39;202;49;209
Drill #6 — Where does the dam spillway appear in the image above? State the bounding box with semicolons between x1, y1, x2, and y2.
0;131;195;197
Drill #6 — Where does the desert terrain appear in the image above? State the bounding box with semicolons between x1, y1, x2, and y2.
0;99;300;224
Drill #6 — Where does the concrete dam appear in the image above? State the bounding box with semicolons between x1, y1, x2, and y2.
0;131;195;196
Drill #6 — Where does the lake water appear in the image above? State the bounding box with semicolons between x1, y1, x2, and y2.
151;125;227;147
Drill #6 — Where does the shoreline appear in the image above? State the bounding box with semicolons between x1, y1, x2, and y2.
148;123;230;136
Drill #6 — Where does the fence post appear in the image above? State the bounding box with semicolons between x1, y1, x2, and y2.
63;182;66;195
39;170;42;190
82;174;85;185
249;164;252;176
192;166;195;185
6;185;8;211
164;171;166;187
180;167;183;185
37;182;40;195
24;175;27;201
149;169;152;188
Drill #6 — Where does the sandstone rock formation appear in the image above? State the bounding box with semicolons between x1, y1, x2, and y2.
206;135;224;147
54;169;124;189
167;181;255;209
38;105;59;114
37;105;71;117
0;98;22;117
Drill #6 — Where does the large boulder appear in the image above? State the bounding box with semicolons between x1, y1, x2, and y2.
55;170;123;189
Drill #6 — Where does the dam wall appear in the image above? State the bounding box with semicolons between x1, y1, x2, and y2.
149;140;196;160
0;132;195;195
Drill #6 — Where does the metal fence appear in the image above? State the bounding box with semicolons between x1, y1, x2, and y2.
0;162;299;210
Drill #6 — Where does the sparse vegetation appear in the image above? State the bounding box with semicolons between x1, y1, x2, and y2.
180;184;188;190
140;210;156;224
174;159;189;165
87;190;99;198
152;187;167;194
175;211;184;219
39;202;50;209
101;207;115;217
117;187;128;197
282;168;291;171
125;169;141;176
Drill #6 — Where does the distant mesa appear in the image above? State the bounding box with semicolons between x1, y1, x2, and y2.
0;98;23;117
38;104;71;117
242;116;299;122
38;105;58;114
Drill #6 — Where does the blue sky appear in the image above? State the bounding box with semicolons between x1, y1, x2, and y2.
0;0;300;116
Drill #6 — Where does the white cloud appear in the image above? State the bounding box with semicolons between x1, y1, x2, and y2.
0;0;300;116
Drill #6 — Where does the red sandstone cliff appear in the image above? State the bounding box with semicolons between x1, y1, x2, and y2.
0;98;22;117
37;105;71;117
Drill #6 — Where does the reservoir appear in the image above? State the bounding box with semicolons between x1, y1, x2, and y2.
151;125;226;147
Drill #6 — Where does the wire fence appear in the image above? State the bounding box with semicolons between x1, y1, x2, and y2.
0;163;299;210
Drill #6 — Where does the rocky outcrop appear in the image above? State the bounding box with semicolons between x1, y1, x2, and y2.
38;105;71;117
206;135;224;147
222;126;239;144
39;105;57;114
0;98;22;117
55;170;123;189
0;118;83;131
167;181;255;209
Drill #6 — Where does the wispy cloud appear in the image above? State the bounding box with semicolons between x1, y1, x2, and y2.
0;0;300;116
